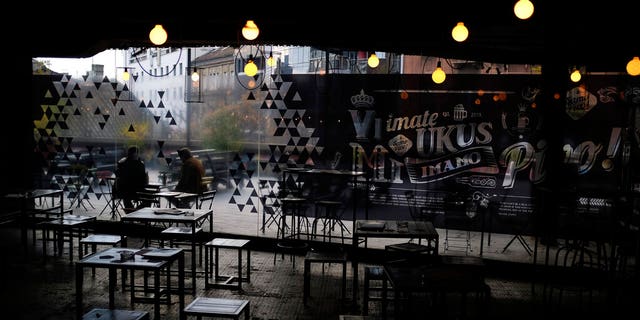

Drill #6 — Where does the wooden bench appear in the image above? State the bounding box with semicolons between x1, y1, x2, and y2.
183;297;250;320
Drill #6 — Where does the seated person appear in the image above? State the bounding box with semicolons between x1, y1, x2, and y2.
171;147;205;208
115;146;149;209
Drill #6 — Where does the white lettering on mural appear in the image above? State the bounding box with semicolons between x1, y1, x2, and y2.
563;141;603;174
348;107;546;188
500;142;535;188
530;140;547;184
386;111;438;131
415;122;493;157
422;151;482;177
349;109;376;140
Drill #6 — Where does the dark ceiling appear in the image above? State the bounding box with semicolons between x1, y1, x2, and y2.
24;1;640;72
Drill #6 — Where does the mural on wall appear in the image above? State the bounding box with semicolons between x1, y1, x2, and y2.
233;73;636;234
31;66;637;236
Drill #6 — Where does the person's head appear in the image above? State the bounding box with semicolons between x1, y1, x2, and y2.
177;147;192;161
127;146;139;160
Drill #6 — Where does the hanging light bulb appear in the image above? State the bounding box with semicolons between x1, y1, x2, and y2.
514;0;534;20
122;68;130;81
367;53;380;68
267;51;275;67
451;22;469;42
626;56;640;76
432;60;446;84
570;68;582;82
149;24;168;45
241;20;259;40
191;68;199;82
244;56;258;76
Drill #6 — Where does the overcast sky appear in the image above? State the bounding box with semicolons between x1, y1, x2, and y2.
35;49;124;79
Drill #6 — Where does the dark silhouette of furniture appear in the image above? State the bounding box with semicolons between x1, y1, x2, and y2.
183;297;250;320
303;249;348;306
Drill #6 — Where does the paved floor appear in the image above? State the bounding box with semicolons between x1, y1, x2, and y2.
0;190;637;319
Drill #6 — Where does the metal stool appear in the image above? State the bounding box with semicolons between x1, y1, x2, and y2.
82;308;149;320
303;249;348;305
363;265;393;316
312;200;349;244
183;297;250;320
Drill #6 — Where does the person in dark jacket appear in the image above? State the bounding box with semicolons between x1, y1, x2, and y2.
172;147;205;208
115;146;148;209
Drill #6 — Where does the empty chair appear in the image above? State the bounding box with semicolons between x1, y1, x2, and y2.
197;189;216;209
257;180;282;233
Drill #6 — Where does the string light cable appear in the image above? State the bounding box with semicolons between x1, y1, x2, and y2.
131;47;183;77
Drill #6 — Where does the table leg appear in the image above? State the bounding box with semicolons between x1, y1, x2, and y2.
342;260;347;299
191;223;196;292
109;268;116;309
246;248;251;283
178;251;185;320
303;259;310;305
237;248;243;289
214;247;220;279
352;233;359;309
75;264;84;320
154;270;160;320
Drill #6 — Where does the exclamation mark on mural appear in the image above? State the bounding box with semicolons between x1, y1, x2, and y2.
603;127;621;171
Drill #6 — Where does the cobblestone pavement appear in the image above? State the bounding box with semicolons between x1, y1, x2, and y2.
1;191;637;319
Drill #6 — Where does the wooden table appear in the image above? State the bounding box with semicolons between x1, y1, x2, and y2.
121;207;212;293
351;220;439;307
75;247;185;320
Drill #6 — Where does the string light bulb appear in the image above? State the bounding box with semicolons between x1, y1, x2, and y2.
122;68;130;81
626;56;640;76
514;0;534;20
451;22;469;42
267;51;275;67
191;68;199;82
432;60;446;84
244;56;258;76
367;53;379;68
241;20;259;40
149;24;167;45
570;68;582;82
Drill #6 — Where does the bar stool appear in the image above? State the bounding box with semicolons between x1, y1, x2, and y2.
274;196;310;269
160;226;205;266
204;238;251;290
79;234;127;260
312;200;349;244
79;234;127;282
278;196;310;239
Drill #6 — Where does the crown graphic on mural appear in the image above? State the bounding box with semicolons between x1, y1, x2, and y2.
351;89;374;108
